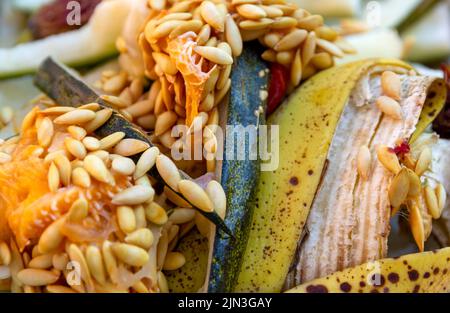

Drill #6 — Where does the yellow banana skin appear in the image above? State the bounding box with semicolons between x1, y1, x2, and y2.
235;59;447;292
286;247;450;293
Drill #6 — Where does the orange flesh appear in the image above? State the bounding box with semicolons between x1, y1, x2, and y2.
0;113;130;251
167;31;214;126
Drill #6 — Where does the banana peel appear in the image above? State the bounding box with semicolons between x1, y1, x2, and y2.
235;59;447;292
165;229;209;293
286;247;450;293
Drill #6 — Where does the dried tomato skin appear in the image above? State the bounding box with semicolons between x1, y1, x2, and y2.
29;0;101;40
267;63;289;116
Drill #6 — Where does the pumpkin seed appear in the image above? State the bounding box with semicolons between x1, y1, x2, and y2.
46;285;77;293
145;202;168;225
99;132;126;150
117;206;137;233
64;137;87;160
53;109;96;125
169;208;196;224
67;125;87;141
28;254;53;269
100;95;129;109
67;198;88;223
415;147;431;176
389;168;410;209
84;108;113;133
111;156;136;176
52;253;69;271
37;117;54;148
156;154;181;192
205;180;227;219
236;4;267;19
125;228;154;250
17;269;59;286
84;154;112;184
381;71;401;100
424;185;440;219
435;183;447;214
225;14;243;56
405;168;421;197
194;46;233;65
112;243;149;267
357;145;371;179
157;271;169;293
113;139;150;156
54;154;71;186
102;241;117;282
178;180;214;212
274;29;307;51
408;199;425;252
112;185;155;205
38;218;64;254
0;242;11;266
134;147;160;179
162;252;185;271
48;162;60;192
67;244;93;287
82;136;100;151
376;96;402;119
376;145;401;174
200;1;224;32
72;167;91;188
85;245;106;285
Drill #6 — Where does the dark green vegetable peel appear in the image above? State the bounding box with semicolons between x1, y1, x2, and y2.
33;57;232;236
208;43;269;292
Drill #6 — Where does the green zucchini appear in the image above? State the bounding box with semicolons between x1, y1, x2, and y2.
207;43;269;292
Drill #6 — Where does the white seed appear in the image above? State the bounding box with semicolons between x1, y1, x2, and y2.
274;29;307;51
415;147;431;176
38;218;64;254
48;162;60;192
102;241;117;281
83;154;112;184
111;156;136;176
316;38;344;58
46;285;77;293
145;202;168;225
117;206;137;233
67;125;87;141
178;180;214;212
37;117;54;148
155;111;178;136
53;109;96;125
169;208;196;224
85;245;106;285
112;243;149;267
17;269;59;286
64;137;87;160
152;52;178;76
28;254;53;269
376;96;402;119
113;139;150;157
125;228;154;250
225;14;243;56
162;252;185;271
54;154;71;186
100;95;129;109
381;71;401;100
134;205;147;229
236;4;267;19
72;167;91;188
82;136;100;151
388;168;410;209
112;185;155;205
99;132;125;150
376;145;401;174
205;180;226;218
52;253;69;271
67;198;88;223
134;147;160;179
67;244;93;287
156;154;181;192
0;242;11;266
83;108;113;133
435;183;447;215
291;49;303;86
200;1;224;32
406;168;421;197
194;46;233;65
357;145;371;179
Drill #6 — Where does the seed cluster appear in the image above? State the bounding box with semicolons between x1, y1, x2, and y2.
96;0;349;173
0;100;226;293
356;71;447;252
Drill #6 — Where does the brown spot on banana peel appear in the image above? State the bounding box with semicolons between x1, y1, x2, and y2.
287;247;450;293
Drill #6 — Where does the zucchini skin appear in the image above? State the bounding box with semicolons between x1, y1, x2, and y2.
208;43;268;292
